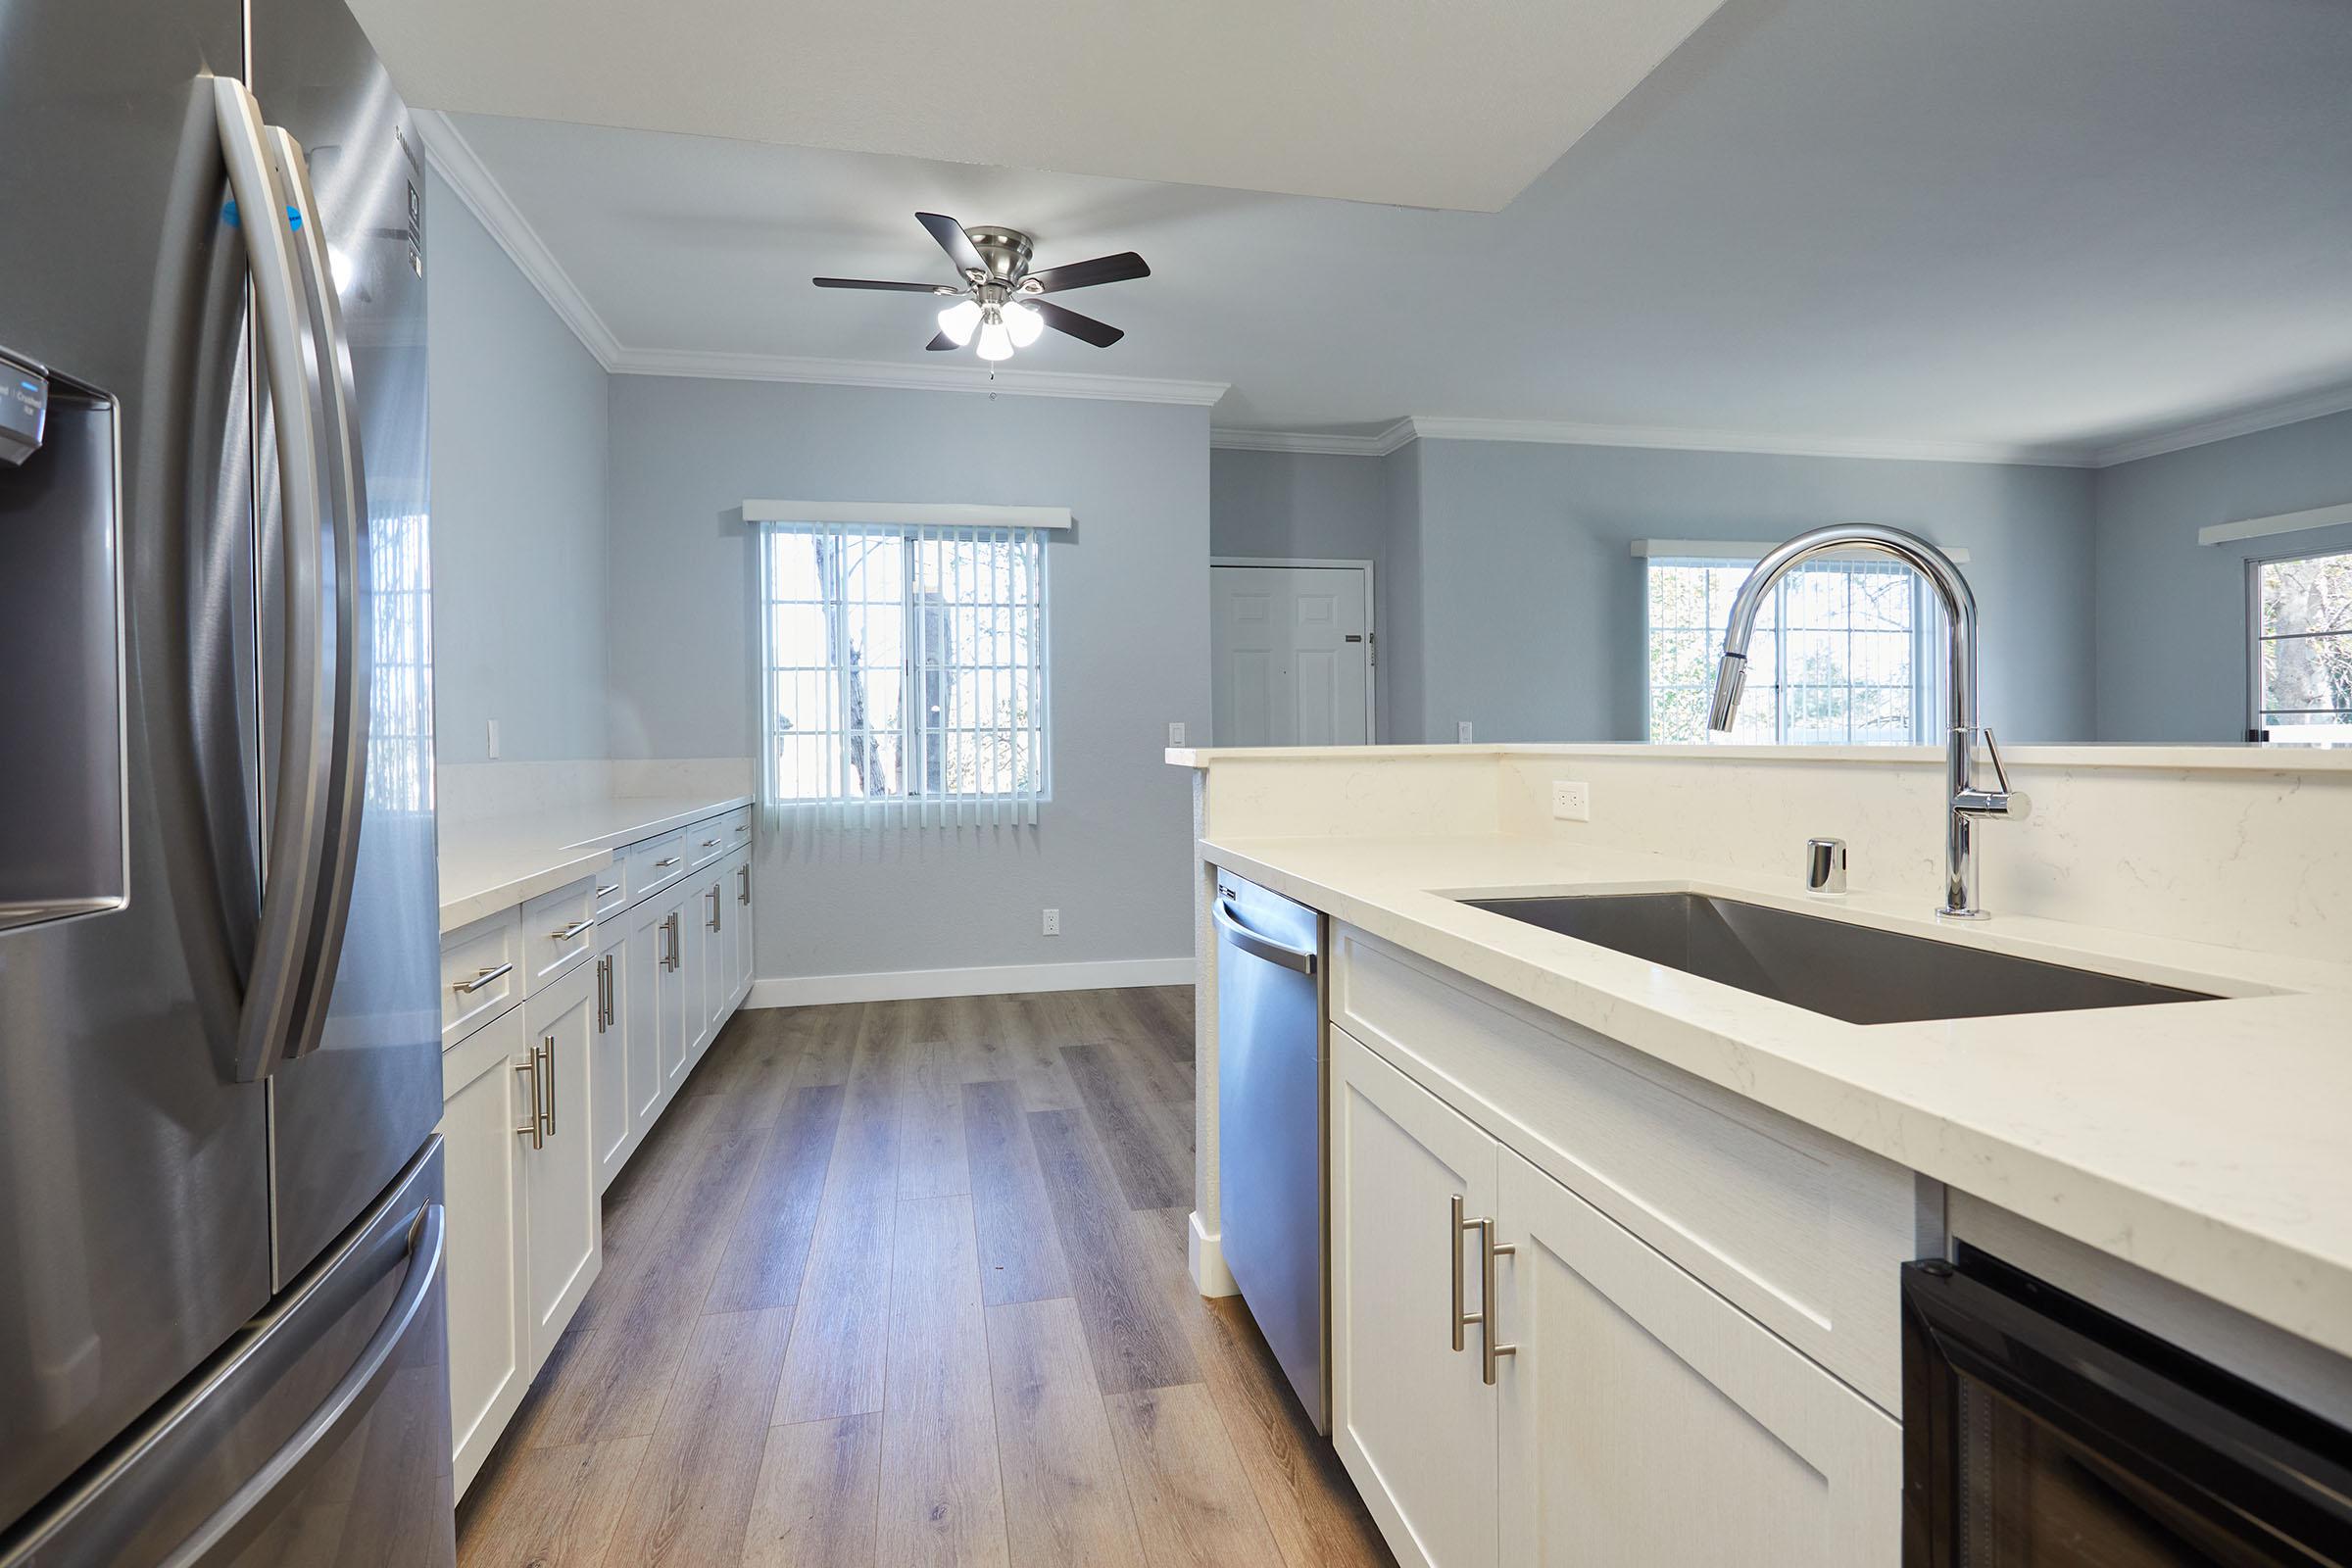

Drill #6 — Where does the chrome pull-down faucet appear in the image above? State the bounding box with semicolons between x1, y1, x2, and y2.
1704;524;2029;919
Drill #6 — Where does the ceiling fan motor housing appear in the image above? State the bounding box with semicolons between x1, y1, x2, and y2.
961;226;1035;284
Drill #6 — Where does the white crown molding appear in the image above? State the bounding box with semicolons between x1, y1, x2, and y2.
1399;415;2099;467
1209;420;1415;457
2086;382;2352;468
609;345;1229;406
412;109;623;369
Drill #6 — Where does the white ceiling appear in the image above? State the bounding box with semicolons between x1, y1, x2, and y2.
403;0;2352;464
353;0;1726;212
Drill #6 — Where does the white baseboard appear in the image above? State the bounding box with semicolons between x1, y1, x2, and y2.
745;956;1195;1009
1189;1211;1239;1298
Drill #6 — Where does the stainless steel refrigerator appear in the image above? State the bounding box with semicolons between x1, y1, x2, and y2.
0;0;453;1561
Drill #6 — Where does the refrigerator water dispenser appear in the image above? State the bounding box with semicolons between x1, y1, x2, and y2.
0;345;126;931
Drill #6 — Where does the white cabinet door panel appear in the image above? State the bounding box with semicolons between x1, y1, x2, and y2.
590;921;632;1193
1331;1025;1500;1568
1495;1149;1899;1568
520;963;601;1371
438;1007;530;1500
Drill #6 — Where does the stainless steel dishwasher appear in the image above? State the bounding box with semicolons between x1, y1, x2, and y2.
1212;868;1329;1433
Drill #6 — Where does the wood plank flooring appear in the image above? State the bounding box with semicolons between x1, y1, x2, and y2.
456;988;1394;1568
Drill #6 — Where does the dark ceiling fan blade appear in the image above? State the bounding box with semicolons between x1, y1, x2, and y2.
915;212;989;278
1029;299;1124;348
1023;251;1150;294
812;276;950;292
924;331;958;351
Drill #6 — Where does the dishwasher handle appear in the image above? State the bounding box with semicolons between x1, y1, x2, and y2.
1213;897;1318;975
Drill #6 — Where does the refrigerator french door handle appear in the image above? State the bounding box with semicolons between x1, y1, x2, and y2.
213;78;334;1084
156;1202;445;1568
267;124;372;1065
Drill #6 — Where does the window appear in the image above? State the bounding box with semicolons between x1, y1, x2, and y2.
758;520;1049;821
2251;548;2352;744
1645;555;1938;744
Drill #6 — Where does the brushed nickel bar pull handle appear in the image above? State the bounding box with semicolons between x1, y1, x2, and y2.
454;962;513;995
595;956;611;1031
538;1038;556;1138
1451;1195;1471;1352
595;882;620;901
1480;1216;1516;1386
733;823;748;835
550;917;594;944
738;864;750;905
701;837;721;849
514;1054;542;1150
709;886;722;932
655;856;682;869
663;912;680;970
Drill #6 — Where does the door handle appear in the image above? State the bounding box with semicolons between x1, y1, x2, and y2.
1451;1195;1474;1352
156;1203;445;1568
595;882;621;902
537;1037;556;1139
1212;897;1317;975
709;886;722;932
1479;1215;1516;1386
595;955;611;1031
268;124;373;1072
514;1053;542;1150
738;864;750;905
655;856;681;870
549;917;594;944
662;912;680;970
215;79;332;1085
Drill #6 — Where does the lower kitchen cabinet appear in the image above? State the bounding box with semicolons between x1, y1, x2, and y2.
519;960;602;1369
1330;1024;1899;1567
1494;1148;1898;1566
438;1006;530;1499
627;894;670;1138
674;876;710;1087
1332;1026;1501;1568
730;850;755;1004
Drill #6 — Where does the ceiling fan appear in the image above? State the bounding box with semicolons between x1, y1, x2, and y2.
812;212;1150;363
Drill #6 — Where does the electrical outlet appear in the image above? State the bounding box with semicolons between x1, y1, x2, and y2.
486;717;501;760
1167;721;1187;747
1042;907;1060;936
1456;719;1474;743
1551;779;1591;822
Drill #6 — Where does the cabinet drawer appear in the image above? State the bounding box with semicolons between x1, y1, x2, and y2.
624;832;686;905
442;906;523;1049
519;877;598;995
684;813;735;870
1333;925;1918;1413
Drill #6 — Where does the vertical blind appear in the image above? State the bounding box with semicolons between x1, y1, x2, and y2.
758;520;1049;827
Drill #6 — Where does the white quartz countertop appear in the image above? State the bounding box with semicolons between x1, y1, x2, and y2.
437;792;754;931
1200;829;2352;1361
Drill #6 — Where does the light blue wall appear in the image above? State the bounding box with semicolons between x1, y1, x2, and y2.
1210;447;1394;739
1402;439;2099;745
2091;408;2352;742
424;169;612;762
604;376;1210;980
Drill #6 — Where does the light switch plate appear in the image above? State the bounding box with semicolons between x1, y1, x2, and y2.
1167;721;1186;747
1457;719;1474;743
1551;779;1591;821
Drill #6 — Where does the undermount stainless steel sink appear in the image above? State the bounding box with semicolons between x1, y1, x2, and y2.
1458;893;2217;1026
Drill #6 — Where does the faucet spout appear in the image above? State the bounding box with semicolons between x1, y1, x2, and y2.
1699;524;2024;918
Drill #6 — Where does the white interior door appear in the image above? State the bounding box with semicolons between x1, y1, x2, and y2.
1212;562;1371;746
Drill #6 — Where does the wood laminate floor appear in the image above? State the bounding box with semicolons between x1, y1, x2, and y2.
456;988;1395;1568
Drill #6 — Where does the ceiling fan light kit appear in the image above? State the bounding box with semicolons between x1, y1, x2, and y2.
812;212;1150;364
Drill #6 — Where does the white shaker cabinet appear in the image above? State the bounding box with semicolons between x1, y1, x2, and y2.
519;959;601;1370
627;893;671;1137
1328;1021;1900;1568
438;1005;531;1500
1332;1026;1502;1568
1494;1147;1899;1566
729;850;755;1008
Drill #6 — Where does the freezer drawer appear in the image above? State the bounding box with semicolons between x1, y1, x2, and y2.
0;1141;455;1568
1213;869;1329;1434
